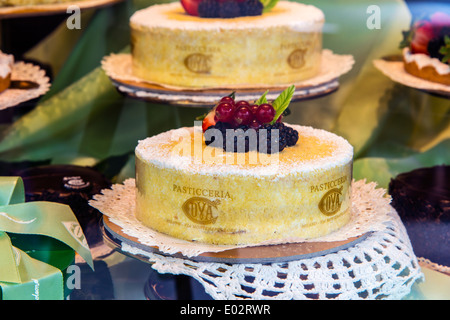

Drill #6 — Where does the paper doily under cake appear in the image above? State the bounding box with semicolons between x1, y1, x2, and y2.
101;49;354;106
90;179;397;258
0;61;50;111
90;179;424;300
373;57;450;97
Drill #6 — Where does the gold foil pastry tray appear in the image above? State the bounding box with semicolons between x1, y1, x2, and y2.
102;215;370;264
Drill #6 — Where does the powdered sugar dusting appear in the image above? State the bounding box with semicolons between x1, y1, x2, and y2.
135;124;353;178
403;47;450;75
130;1;324;32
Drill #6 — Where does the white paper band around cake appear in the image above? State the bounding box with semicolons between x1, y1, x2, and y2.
101;50;354;104
373;58;450;96
0;61;50;111
90;179;424;299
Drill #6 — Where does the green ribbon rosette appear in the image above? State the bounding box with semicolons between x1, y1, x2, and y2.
0;176;94;300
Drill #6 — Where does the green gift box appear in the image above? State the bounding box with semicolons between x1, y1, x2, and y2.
0;176;94;300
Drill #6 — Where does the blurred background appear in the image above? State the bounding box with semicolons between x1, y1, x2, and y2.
0;0;449;189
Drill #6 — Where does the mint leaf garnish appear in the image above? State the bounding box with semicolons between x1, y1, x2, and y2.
271;85;295;124
260;0;278;13
228;91;236;99
439;35;450;64
255;90;269;105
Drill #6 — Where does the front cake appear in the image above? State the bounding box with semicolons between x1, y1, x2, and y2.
130;1;324;88
135;88;353;245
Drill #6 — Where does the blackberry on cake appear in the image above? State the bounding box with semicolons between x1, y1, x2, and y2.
197;0;219;18
218;0;241;18
239;0;263;16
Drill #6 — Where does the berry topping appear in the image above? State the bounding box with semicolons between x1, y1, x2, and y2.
197;0;219;18
202;85;298;154
239;0;263;16
219;0;241;18
202;109;217;132
411;20;435;54
249;119;261;130
255;103;275;124
235;100;250;108
181;0;203;16
220;96;235;105
192;0;270;18
215;102;235;123
233;105;254;126
249;104;259;114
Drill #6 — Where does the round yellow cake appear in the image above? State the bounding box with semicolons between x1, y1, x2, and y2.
130;1;324;88
135;124;353;245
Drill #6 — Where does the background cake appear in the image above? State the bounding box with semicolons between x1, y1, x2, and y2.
20;165;112;248
400;11;450;85
0;51;13;93
388;165;450;267
130;1;324;88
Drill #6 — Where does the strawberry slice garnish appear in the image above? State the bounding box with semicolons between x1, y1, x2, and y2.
181;0;203;16
202;109;217;132
410;20;435;54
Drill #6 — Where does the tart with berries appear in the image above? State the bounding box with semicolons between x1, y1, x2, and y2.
400;12;450;85
130;0;324;88
135;87;353;245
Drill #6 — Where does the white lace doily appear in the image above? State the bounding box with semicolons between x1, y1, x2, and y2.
373;58;450;96
91;179;396;257
0;61;51;111
101;50;354;104
90;179;424;299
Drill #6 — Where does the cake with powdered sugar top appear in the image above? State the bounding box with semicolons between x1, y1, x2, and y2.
135;123;353;245
130;1;324;88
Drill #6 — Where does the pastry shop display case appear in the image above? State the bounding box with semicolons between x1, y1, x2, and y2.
0;0;449;301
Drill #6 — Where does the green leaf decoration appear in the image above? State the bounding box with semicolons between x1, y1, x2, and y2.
228;91;236;100
260;0;278;13
255;90;269;105
399;29;412;49
271;85;295;124
439;35;450;64
196;113;208;121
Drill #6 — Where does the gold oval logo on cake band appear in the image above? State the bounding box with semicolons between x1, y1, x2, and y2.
184;53;212;74
287;49;306;69
182;197;220;225
318;186;343;216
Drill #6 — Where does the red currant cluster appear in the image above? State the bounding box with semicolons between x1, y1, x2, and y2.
214;96;278;130
201;88;298;153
